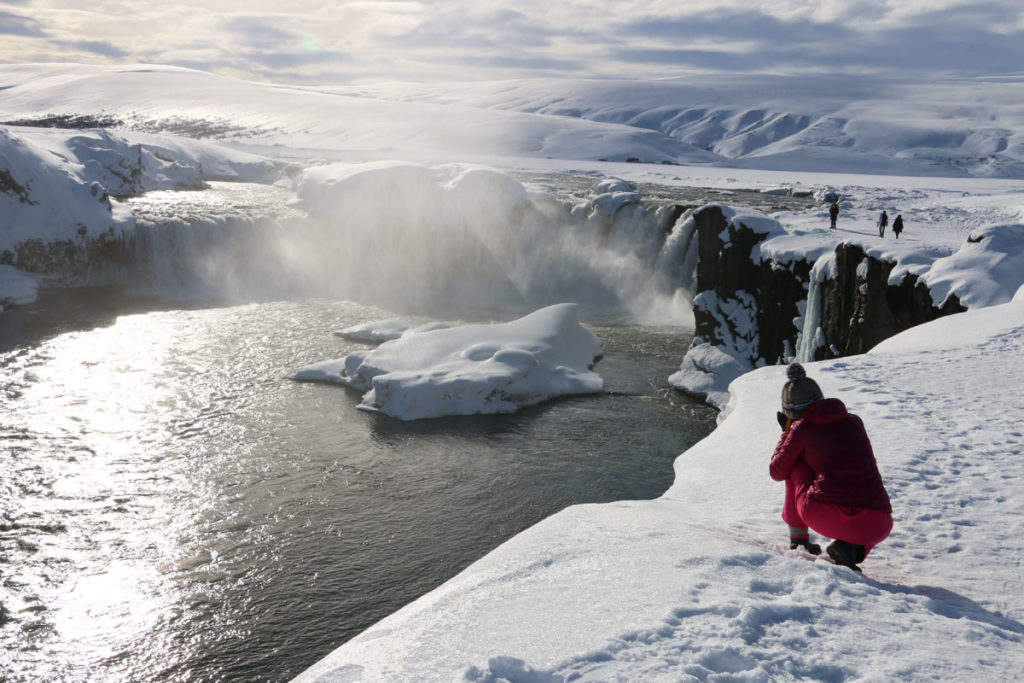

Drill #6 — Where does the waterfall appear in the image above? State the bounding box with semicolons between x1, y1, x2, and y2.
86;214;295;302
83;170;699;324
795;252;836;362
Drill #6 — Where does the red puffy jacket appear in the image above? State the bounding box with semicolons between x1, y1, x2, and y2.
770;398;892;513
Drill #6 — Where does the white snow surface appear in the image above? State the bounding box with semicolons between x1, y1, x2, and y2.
4;66;1024;177
4;64;1024;680
293;304;603;420
0;124;284;252
333;319;450;344
297;297;1024;682
0;263;40;310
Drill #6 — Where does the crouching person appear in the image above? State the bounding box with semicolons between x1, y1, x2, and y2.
770;363;893;572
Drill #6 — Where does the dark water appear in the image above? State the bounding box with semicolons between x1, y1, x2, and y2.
0;289;715;682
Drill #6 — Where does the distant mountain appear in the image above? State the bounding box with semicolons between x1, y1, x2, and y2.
2;64;1022;178
337;74;1024;178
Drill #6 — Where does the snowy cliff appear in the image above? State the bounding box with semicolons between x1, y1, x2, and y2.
670;202;1024;408
0;125;286;306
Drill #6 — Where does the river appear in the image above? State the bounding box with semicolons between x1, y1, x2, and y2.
1;174;815;680
1;289;714;681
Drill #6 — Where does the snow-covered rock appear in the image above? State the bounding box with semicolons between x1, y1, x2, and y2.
922;223;1024;308
293;303;603;420
587;177;641;214
333;319;451;344
0;263;41;310
1;126;125;252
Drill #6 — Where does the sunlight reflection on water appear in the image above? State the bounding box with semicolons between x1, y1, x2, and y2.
51;561;164;660
1;296;714;682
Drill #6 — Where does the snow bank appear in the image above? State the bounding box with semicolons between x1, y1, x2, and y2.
1;125;286;251
1;126;127;252
293;304;603;420
667;340;751;411
0;125;287;307
296;297;1024;682
0;64;721;168
922;223;1024;308
0;263;40;311
333;319;450;344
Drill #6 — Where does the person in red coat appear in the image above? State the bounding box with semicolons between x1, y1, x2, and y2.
770;363;893;571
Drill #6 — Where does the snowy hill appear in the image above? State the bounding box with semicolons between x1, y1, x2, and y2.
0;64;717;168
338;74;1024;178
2;65;1024;178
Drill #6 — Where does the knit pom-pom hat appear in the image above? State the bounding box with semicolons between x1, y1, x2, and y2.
786;363;807;381
781;362;823;419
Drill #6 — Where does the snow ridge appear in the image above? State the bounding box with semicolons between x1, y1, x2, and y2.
3;66;1024;177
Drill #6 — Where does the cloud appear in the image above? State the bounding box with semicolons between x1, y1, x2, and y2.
56;39;129;59
220;15;300;46
0;1;1021;82
244;49;352;70
384;6;559;50
447;54;586;73
613;48;764;72
613;3;1024;76
622;11;855;46
0;9;48;37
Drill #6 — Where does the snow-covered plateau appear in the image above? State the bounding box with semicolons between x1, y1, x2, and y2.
3;64;1024;680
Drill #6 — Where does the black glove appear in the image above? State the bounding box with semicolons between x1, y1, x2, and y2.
777;411;789;432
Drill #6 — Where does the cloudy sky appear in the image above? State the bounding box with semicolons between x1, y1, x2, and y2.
1;1;1022;84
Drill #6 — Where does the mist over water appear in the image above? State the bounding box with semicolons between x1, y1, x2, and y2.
107;168;699;325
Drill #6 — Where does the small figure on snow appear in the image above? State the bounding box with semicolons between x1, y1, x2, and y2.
829;201;840;230
770;363;893;572
892;214;904;239
877;210;888;238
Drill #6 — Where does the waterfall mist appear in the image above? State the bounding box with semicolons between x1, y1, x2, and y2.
106;166;699;325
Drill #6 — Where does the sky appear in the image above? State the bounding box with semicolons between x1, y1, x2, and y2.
1;1;1023;84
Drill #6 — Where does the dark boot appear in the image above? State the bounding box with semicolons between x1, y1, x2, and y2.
790;537;822;555
827;540;864;572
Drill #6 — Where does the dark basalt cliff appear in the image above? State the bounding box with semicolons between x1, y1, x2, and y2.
689;205;966;368
817;244;966;357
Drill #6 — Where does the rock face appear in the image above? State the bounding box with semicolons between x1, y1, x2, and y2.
690;205;808;368
677;204;967;404
817;244;966;359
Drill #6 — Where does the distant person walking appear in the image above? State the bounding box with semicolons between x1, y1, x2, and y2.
877;210;888;238
892;214;904;239
829;201;839;229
